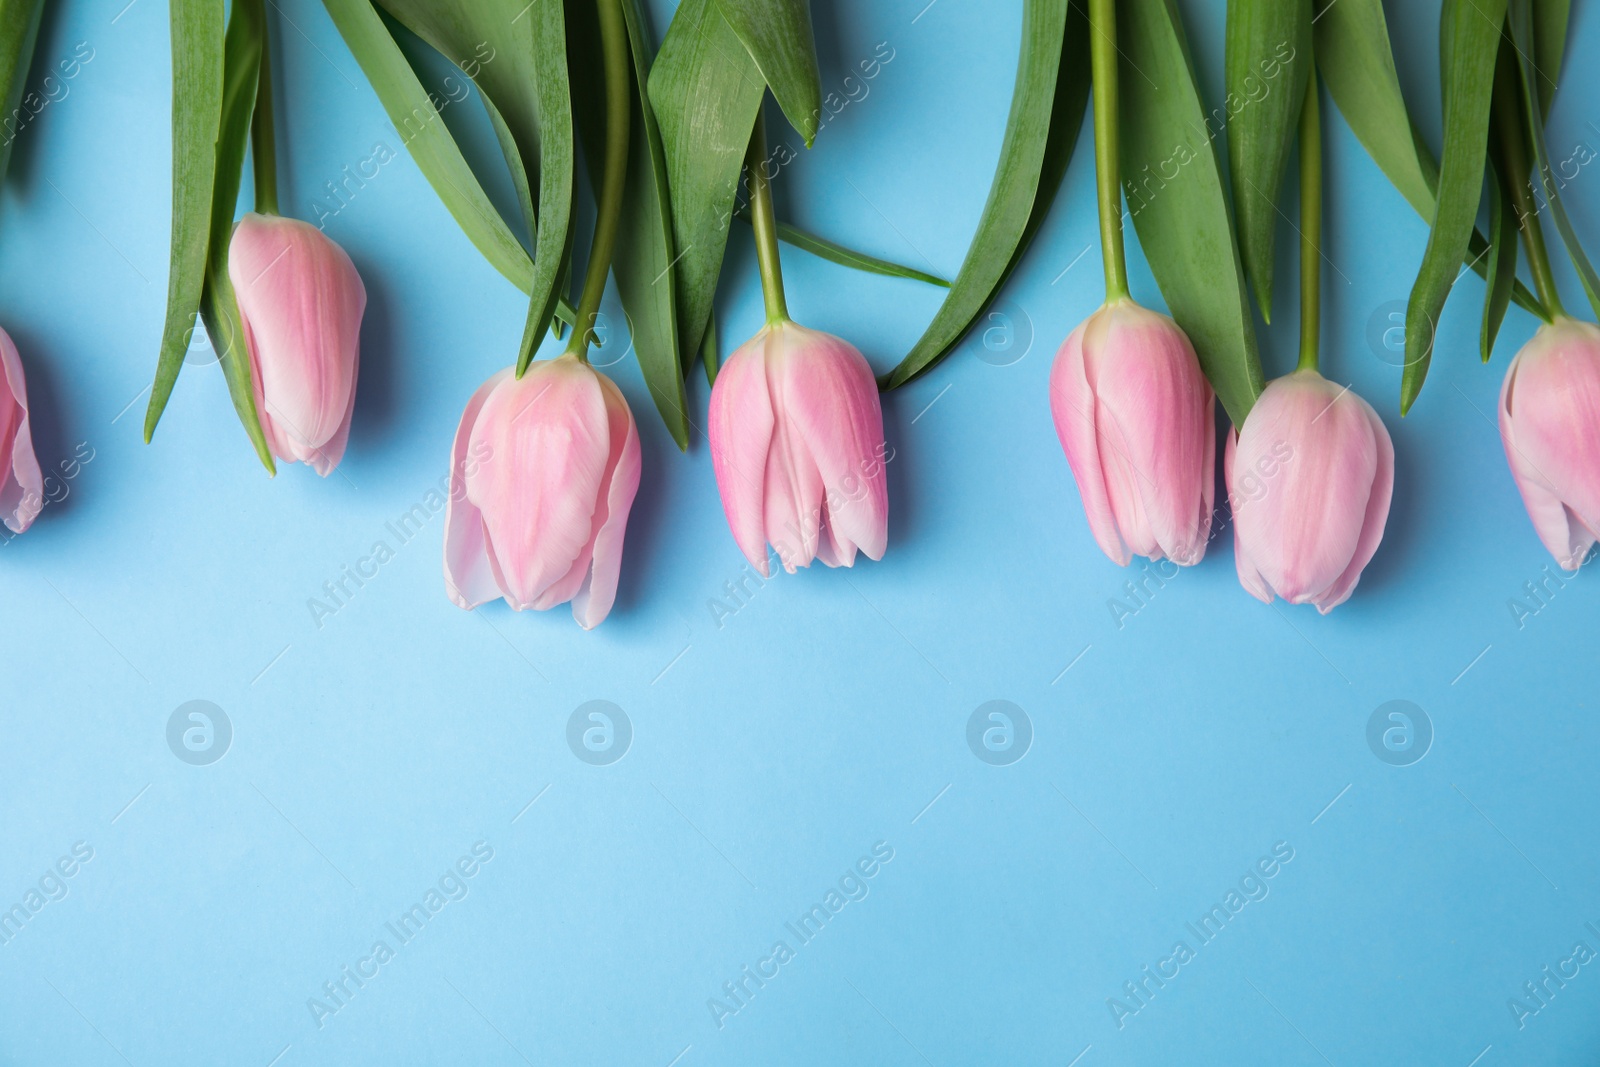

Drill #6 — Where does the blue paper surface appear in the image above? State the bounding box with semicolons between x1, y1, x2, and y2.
1;0;1597;1063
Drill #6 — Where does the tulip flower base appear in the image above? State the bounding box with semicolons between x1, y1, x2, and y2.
2;3;1599;1066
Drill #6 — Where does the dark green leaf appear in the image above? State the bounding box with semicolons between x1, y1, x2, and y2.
1400;0;1506;413
1510;0;1600;319
647;0;766;359
1225;0;1310;322
0;0;43;185
375;0;575;374
146;0;224;442
701;309;719;386
1120;0;1264;426
1315;0;1540;319
201;0;274;472
879;0;1070;391
714;0;821;146
1531;0;1568;117
1480;158;1516;362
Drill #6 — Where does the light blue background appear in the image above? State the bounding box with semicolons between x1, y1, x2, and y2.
1;0;1597;1063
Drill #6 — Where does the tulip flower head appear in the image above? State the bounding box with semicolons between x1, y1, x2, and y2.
708;321;889;577
1498;317;1600;570
0;327;41;534
1226;370;1393;613
443;355;641;629
228;212;365;476
1049;298;1217;566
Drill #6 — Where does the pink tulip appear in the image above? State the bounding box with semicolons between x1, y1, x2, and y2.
442;354;641;628
0;328;41;533
1226;370;1393;613
227;212;365;475
1049;299;1216;566
1498;318;1600;570
708;321;889;577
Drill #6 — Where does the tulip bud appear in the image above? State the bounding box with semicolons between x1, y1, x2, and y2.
442;355;641;628
0;327;41;534
1049;299;1216;566
1226;370;1393;613
227;212;365;475
1498;317;1600;571
708;321;888;577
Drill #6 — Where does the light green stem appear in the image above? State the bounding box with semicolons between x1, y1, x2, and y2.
1298;63;1321;373
745;111;790;324
565;0;631;358
1089;0;1128;302
251;6;278;216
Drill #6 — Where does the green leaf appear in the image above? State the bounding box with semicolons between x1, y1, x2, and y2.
1531;0;1568;117
1120;0;1264;426
617;0;689;448
0;0;43;185
1400;0;1507;413
375;0;575;374
1225;0;1310;322
200;0;274;473
732;208;950;286
1510;0;1600;320
701;309;719;387
1314;0;1541;319
1480;156;1516;362
146;0;224;443
878;0;1071;391
714;0;821;146
647;0;766;360
322;0;530;291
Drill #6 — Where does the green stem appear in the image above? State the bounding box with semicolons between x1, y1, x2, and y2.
251;6;278;216
1297;63;1321;373
564;0;631;359
1491;41;1563;321
1088;0;1128;302
745;110;790;325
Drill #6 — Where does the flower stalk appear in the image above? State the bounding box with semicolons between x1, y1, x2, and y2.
1492;41;1562;322
563;0;631;362
1089;0;1128;302
251;11;278;217
745;110;790;325
1297;63;1321;373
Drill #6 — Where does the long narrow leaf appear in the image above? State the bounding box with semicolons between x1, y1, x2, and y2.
0;0;44;185
1120;0;1264;426
732;208;950;286
647;0;766;360
879;0;1070;390
1531;0;1569;117
1400;0;1507;412
1510;0;1600;320
1481;156;1516;362
201;0;273;472
146;0;225;442
1225;0;1310;321
1314;0;1540;319
714;0;821;146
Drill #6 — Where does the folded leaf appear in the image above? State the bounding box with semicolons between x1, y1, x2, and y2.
200;0;274;472
714;0;822;146
0;0;43;185
147;0;225;442
879;0;1070;390
647;0;765;360
1400;0;1507;412
1119;0;1264;426
1225;0;1310;322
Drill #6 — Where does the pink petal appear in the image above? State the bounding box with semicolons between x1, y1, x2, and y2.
442;368;512;609
709;331;777;577
1225;430;1274;604
1050;315;1130;566
571;373;642;629
1314;395;1394;613
0;330;41;534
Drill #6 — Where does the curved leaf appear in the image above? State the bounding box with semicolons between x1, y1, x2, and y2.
1120;0;1264;426
732;208;950;286
147;0;224;442
1400;0;1507;412
1225;0;1310;322
714;0;821;146
1480;155;1516;362
879;0;1071;390
647;0;766;360
201;0;273;472
1510;0;1600;320
1531;0;1568;117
